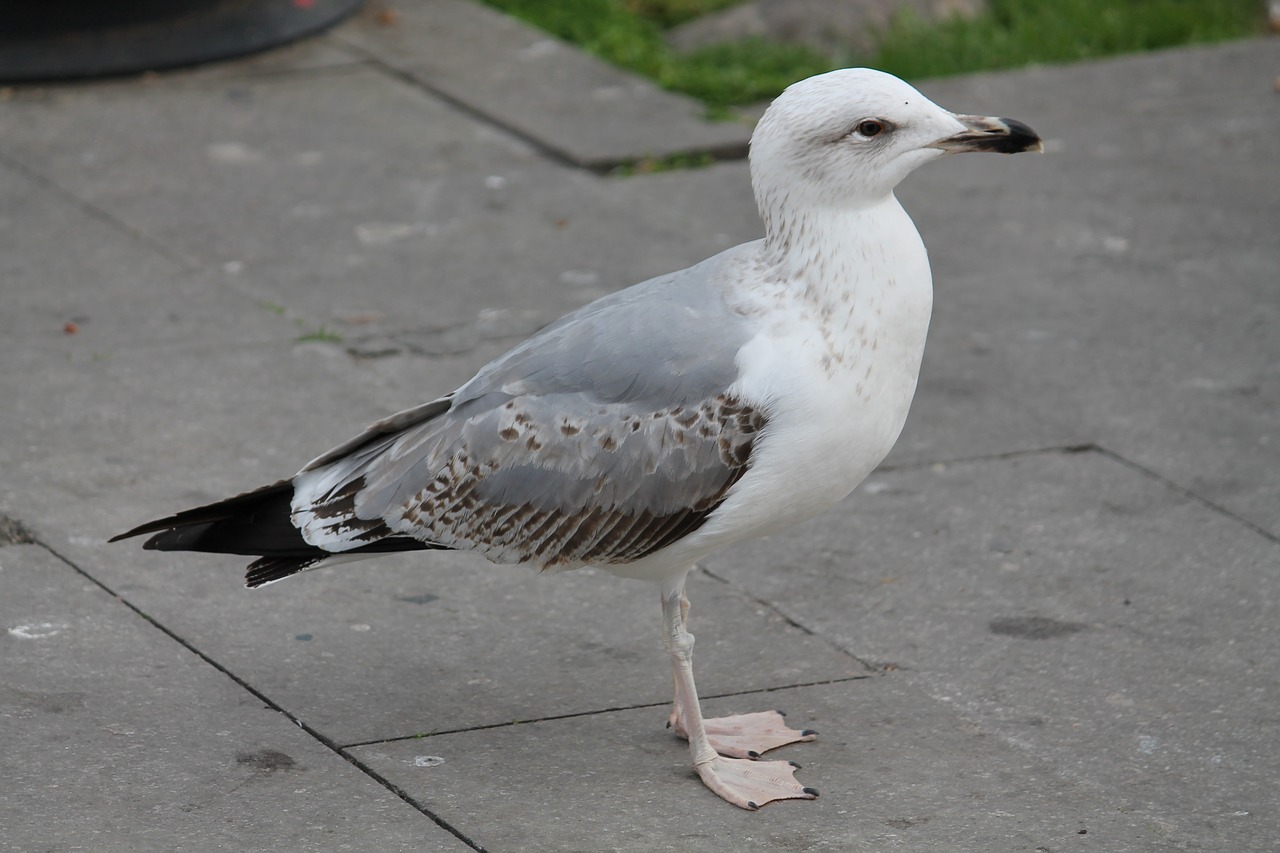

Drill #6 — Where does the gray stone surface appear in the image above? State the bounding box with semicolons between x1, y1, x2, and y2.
0;545;467;852
703;449;1279;851
334;0;752;168
80;555;867;746
0;0;1276;847
896;43;1280;534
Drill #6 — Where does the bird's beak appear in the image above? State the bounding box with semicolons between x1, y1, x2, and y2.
930;114;1043;154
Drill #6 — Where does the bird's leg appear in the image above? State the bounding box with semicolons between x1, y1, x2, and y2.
666;586;692;732
661;581;818;809
666;581;818;759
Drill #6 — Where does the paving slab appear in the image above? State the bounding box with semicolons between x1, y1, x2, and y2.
1;71;744;348
0;336;402;556
0;544;468;852
74;551;867;747
0;63;544;323
1;10;1278;851
895;39;1280;532
0;159;292;348
351;678;1167;852
703;449;1280;850
331;0;752;169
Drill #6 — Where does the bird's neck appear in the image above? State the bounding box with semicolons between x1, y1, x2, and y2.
759;194;930;310
736;193;934;379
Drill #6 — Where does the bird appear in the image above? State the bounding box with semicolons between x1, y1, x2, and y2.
113;68;1041;809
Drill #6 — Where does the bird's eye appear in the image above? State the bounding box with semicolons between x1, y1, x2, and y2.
856;120;885;138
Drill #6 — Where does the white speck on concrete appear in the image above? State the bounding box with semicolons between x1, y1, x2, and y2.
518;39;559;60
355;222;434;247
414;755;445;767
206;142;264;164
559;270;598;286
8;622;64;640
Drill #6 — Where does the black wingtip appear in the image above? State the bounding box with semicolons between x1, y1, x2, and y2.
109;518;182;543
109;479;296;547
245;556;322;588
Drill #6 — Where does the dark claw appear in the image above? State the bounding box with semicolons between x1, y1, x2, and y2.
747;800;759;810
788;760;802;769
747;750;760;759
802;787;820;797
801;729;818;737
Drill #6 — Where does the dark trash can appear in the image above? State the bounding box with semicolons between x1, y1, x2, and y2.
0;0;365;83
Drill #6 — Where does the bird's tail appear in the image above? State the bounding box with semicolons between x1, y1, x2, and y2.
110;479;439;588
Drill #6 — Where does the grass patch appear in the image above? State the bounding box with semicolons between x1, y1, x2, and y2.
611;149;715;176
621;0;744;29
873;0;1267;79
483;0;1265;108
656;37;835;107
481;0;832;109
295;325;343;344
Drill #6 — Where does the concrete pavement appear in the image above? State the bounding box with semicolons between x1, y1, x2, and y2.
1;2;1277;850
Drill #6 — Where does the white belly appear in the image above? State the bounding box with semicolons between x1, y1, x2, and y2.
716;314;929;536
606;197;934;581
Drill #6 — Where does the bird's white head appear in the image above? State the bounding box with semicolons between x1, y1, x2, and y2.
750;68;1041;241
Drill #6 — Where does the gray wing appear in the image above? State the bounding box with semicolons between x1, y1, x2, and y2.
291;245;769;568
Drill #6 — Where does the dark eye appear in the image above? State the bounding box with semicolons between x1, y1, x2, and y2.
856;120;885;137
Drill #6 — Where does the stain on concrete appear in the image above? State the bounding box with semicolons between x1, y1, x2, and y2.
0;685;86;714
396;593;439;605
236;749;298;774
0;515;36;546
989;615;1087;640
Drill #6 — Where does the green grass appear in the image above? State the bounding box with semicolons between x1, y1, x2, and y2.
610;149;715;176
656;37;835;108
481;0;832;109
622;0;745;29
482;0;1265;109
295;325;343;344
873;0;1267;79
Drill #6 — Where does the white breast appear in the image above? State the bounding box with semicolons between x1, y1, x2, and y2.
696;196;934;546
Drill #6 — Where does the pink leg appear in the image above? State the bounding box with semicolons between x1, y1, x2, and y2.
661;581;818;809
667;588;817;759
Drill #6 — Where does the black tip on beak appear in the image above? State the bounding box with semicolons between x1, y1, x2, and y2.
933;115;1044;155
988;117;1043;154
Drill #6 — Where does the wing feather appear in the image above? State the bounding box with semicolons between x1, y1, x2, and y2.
290;244;767;569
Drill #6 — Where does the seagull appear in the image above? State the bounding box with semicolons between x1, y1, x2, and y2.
113;68;1041;809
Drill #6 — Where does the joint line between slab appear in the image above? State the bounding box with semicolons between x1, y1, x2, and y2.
32;539;489;853
695;563;888;674
339;674;871;749
327;38;745;174
1090;444;1280;545
0;149;202;271
695;443;1101;676
327;38;584;171
876;442;1098;474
